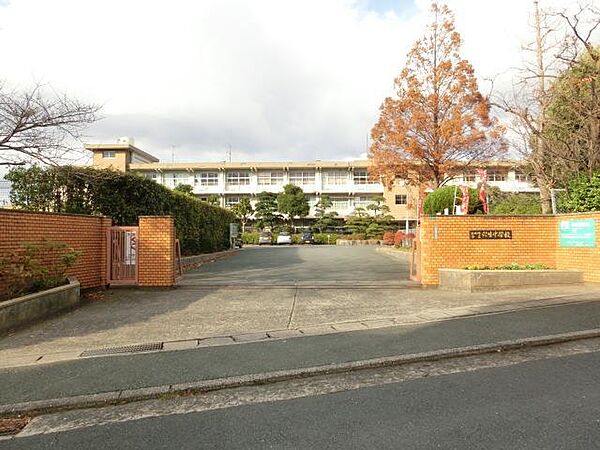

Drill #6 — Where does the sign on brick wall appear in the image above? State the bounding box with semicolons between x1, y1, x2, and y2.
559;219;596;248
469;230;513;240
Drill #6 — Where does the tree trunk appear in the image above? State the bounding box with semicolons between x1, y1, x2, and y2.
537;178;553;214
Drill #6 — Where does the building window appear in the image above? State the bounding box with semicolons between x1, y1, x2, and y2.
463;172;477;182
289;170;315;186
226;171;250;185
102;150;116;159
515;171;530;182
353;170;368;184
324;171;348;185
196;172;219;186
165;172;189;186
353;196;370;207
225;195;245;207
353;170;378;184
488;171;506;182
258;171;284;185
395;194;407;205
330;196;350;210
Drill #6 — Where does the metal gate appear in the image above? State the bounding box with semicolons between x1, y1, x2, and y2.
409;228;421;282
107;226;139;285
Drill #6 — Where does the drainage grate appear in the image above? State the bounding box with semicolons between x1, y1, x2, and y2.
80;342;163;358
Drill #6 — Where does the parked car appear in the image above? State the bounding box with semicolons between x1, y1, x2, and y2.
258;231;272;245
276;231;292;245
301;232;314;244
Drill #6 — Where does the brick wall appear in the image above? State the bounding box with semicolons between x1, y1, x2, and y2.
138;216;175;287
555;213;600;283
0;209;112;290
419;213;600;285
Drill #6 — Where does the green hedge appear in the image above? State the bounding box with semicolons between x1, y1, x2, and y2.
424;186;482;215
558;172;600;212
490;193;542;215
242;232;259;245
7;166;235;256
313;233;340;244
241;231;341;245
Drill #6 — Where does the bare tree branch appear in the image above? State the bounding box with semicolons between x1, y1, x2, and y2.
0;83;101;167
491;0;600;212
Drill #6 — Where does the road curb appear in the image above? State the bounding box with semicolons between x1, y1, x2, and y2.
2;294;596;371
2;328;600;419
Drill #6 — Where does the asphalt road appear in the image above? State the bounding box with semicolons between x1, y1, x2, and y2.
181;246;411;284
5;350;600;449
2;300;600;406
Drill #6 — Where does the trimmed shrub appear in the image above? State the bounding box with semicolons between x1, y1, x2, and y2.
168;190;234;255
382;231;395;245
7;166;236;256
394;231;402;246
344;234;366;241
0;240;80;301
464;263;550;270
365;222;386;239
423;186;482;215
242;232;259;245
490;193;542;215
313;233;340;244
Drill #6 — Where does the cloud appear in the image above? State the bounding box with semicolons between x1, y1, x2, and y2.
0;0;589;164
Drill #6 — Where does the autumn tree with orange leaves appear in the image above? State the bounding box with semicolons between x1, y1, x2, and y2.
369;2;504;189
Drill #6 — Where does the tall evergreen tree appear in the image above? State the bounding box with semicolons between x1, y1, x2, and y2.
277;184;309;229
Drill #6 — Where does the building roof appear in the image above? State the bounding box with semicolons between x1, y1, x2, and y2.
128;158;527;172
128;160;372;171
85;143;159;163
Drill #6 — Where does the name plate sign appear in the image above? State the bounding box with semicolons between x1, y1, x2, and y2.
559;219;596;248
469;230;513;240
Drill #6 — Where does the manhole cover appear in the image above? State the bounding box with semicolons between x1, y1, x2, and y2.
80;342;163;358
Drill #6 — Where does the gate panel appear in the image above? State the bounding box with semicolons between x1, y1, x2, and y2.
107;226;139;285
409;227;421;282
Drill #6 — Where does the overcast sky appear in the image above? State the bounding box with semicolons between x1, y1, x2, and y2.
0;0;590;164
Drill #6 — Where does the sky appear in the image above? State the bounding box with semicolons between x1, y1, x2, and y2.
0;0;592;165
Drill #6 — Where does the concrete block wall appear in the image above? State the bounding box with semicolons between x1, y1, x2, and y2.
0;209;112;290
138;216;175;287
419;213;600;286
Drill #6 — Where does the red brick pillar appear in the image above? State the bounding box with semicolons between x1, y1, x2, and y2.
138;216;175;287
99;216;112;287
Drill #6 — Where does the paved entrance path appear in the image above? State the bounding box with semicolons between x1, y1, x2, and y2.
1;246;600;367
180;246;411;284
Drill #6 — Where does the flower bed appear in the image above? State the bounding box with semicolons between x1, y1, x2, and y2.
463;263;549;270
439;268;584;292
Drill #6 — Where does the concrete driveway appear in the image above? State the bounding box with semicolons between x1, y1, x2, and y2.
1;246;598;367
180;246;412;285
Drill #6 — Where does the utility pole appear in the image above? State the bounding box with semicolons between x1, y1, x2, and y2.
171;145;177;163
227;144;232;163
